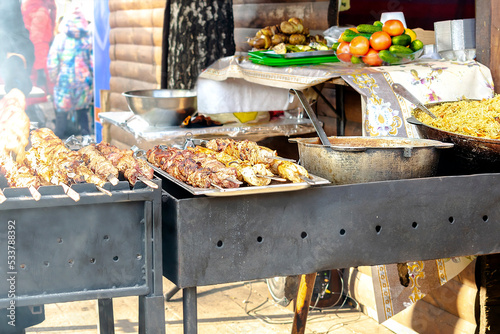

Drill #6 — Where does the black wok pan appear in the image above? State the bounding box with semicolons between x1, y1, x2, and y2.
407;104;500;174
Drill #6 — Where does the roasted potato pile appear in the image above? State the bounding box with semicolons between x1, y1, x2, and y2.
247;17;328;53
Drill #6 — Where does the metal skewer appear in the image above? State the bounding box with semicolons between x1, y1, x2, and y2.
226;177;243;185
300;175;315;184
257;174;287;182
210;183;225;191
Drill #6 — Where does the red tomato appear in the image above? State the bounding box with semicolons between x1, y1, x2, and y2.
369;31;392;51
349;36;370;56
382;19;405;36
362;49;383;66
336;41;352;62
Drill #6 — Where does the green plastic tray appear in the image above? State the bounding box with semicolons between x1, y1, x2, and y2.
248;51;339;67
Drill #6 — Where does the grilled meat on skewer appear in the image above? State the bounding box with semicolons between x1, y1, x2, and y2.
205;138;278;165
79;144;120;185
205;138;309;183
96;142;154;186
270;160;309;183
28;128;107;187
194;146;273;186
146;146;240;189
0;89;30;163
0;153;43;201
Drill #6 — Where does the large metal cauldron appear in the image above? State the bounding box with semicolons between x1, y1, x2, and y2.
290;136;453;185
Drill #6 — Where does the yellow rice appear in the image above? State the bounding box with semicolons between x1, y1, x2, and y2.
414;95;500;139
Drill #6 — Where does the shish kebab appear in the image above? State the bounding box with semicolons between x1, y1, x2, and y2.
78;144;120;186
95;142;156;188
193;146;278;186
146;146;241;189
25;128;112;200
0;153;42;201
205;138;310;183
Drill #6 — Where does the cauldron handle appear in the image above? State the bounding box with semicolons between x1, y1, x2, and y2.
289;89;332;148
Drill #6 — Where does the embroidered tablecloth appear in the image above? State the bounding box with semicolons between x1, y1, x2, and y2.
199;55;495;323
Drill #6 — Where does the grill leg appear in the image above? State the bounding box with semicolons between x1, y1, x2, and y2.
183;287;198;334
165;286;181;301
97;298;115;334
139;295;166;334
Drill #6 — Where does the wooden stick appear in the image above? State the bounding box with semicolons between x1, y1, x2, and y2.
0;189;6;204
291;272;317;334
138;176;158;189
60;184;80;202
107;174;119;186
96;185;112;196
28;186;41;201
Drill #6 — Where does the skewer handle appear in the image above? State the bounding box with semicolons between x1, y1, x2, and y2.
107;174;120;186
60;184;80;202
138;176;158;189
28;186;41;201
0;189;6;204
96;185;113;197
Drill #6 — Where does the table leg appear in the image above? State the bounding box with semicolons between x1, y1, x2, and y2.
336;85;346;136
291;272;317;334
97;298;115;334
183;287;198;334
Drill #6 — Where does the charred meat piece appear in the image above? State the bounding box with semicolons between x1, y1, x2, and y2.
96;142;154;186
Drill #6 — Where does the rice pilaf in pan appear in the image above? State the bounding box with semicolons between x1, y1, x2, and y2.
414;95;500;139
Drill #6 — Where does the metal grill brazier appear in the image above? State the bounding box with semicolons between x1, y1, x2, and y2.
0;180;165;334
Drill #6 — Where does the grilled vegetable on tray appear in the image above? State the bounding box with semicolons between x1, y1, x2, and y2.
247;17;329;53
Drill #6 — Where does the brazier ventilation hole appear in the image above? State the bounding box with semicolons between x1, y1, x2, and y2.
216;240;224;248
375;225;382;234
113;256;119;262
301;231;308;239
257;236;263;243
412;222;418;229
448;216;455;224
482;215;489;222
339;229;346;236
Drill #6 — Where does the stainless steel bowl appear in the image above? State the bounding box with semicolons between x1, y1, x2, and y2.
122;89;197;127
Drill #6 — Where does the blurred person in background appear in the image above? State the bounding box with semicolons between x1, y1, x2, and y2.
161;0;235;90
0;0;34;97
21;0;57;96
47;10;93;138
0;1;46;331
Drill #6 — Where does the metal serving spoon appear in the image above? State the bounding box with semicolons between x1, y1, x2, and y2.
392;83;437;119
